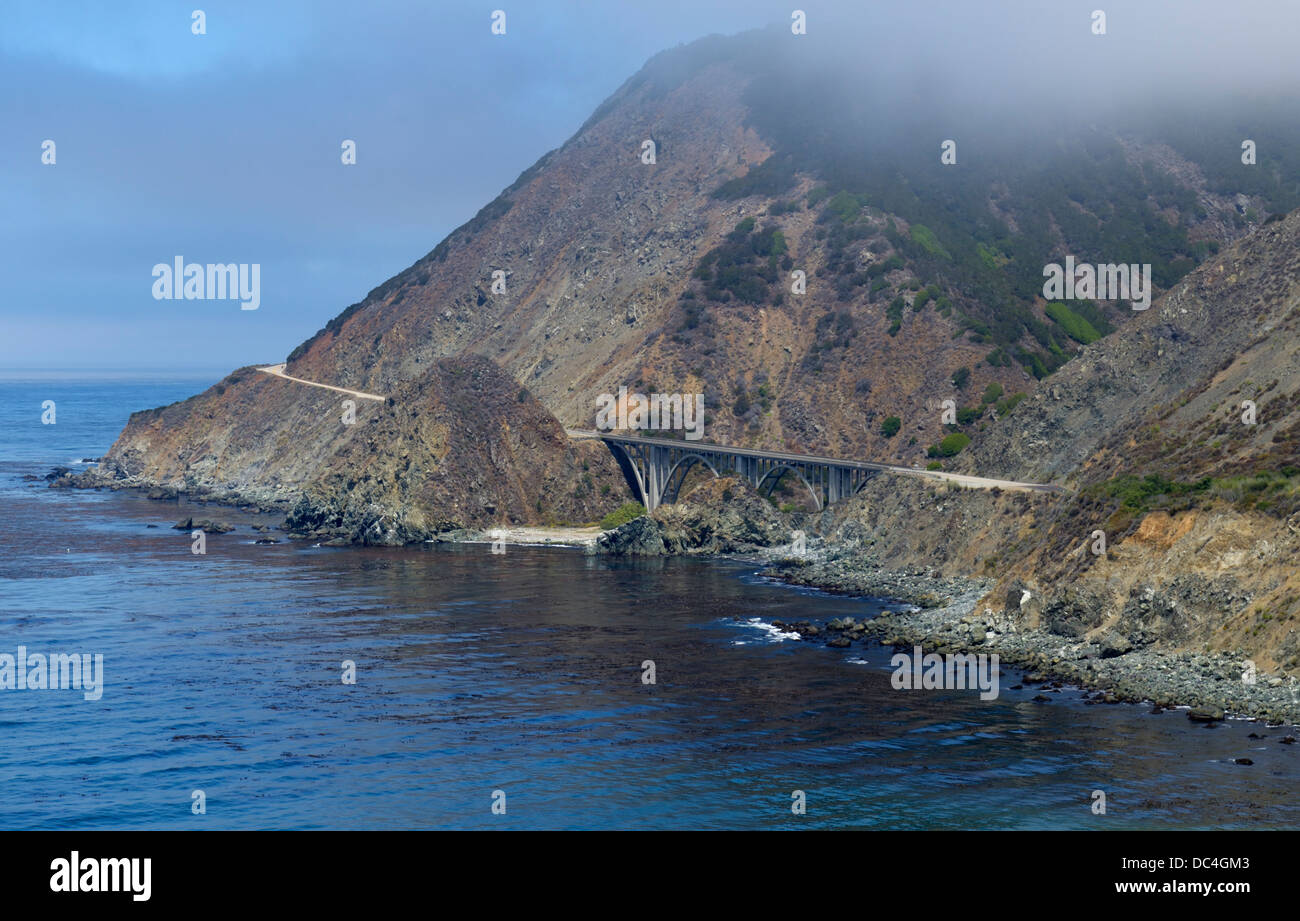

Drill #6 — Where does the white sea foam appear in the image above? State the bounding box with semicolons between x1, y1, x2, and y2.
729;617;800;644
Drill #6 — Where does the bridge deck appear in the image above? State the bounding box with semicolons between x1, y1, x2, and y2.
567;429;1064;495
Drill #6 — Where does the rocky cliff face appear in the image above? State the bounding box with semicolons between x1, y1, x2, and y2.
818;211;1300;674
956;211;1300;484
99;356;623;540
979;211;1300;673
94;28;1299;553
285;43;773;425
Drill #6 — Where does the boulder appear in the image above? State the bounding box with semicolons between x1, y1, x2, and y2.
590;515;666;556
1099;633;1133;659
591;477;790;557
172;517;235;534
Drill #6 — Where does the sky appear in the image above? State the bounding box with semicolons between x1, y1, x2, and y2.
4;1;1299;372
2;0;789;371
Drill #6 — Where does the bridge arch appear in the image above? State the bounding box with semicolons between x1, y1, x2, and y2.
660;453;722;506
604;441;653;511
755;464;823;512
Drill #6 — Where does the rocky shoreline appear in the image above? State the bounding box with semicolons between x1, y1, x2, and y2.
585;488;1300;726
46;466;297;515
760;549;1300;727
44;465;1300;727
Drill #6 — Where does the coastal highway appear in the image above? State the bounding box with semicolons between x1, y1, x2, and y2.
252;364;1062;495
566;429;1066;495
255;364;386;401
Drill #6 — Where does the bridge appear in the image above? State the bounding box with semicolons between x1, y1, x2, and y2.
567;430;1063;512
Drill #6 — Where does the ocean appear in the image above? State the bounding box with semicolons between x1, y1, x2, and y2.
0;374;1296;829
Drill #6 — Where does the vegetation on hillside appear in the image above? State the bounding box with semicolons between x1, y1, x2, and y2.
679;218;790;335
689;33;1300;383
928;432;972;458
1045;301;1105;345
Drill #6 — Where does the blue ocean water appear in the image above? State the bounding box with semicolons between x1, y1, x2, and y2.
0;375;1296;830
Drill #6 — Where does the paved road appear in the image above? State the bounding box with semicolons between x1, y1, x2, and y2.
567;429;1064;495
255;364;386;402
247;367;1059;495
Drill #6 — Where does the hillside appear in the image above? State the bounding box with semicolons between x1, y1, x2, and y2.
806;209;1300;677
99;356;623;541
93;26;1300;541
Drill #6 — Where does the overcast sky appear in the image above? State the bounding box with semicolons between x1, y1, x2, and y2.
5;1;1298;372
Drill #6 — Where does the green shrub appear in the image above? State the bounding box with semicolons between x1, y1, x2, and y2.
927;432;972;457
867;255;905;278
995;392;1027;416
880;416;902;438
909;224;951;259
824;191;866;223
806;186;832;208
1091;474;1215;512
599;501;646;530
976;241;1001;270
1015;348;1049;379
1044;301;1102;345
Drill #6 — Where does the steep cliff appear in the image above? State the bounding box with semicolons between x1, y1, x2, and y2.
95;26;1300;548
100;356;623;540
819;210;1300;674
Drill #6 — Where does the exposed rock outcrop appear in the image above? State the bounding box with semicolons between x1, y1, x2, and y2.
96;355;625;542
593;477;791;556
